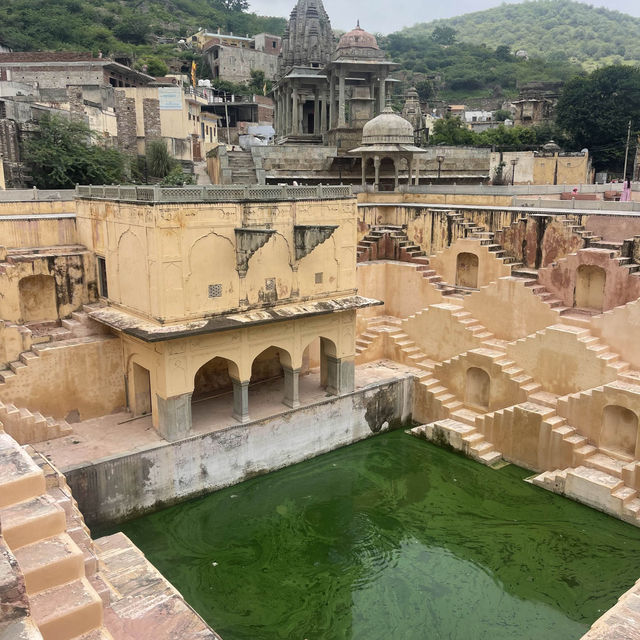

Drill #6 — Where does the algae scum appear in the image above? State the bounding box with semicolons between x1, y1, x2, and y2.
114;432;640;639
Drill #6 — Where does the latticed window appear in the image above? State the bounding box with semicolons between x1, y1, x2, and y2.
208;283;222;298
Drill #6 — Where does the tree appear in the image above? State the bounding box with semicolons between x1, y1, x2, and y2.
430;116;475;146
431;26;457;45
248;69;271;95
493;109;512;122
555;65;640;172
415;79;435;102
495;45;512;61
113;11;151;45
23;114;127;188
140;56;168;77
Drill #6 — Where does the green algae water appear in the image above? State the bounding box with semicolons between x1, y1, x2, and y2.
109;432;640;640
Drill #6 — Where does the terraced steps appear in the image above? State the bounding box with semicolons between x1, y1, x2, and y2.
410;417;502;466
531;465;640;527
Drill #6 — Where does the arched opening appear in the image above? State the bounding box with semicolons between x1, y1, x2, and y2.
130;362;152;417
575;264;606;311
601;405;638;460
465;367;490;409
250;345;285;393
193;356;234;401
191;356;239;427
19;275;57;323
456;252;479;288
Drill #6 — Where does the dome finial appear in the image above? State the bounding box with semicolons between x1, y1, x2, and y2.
357;19;360;28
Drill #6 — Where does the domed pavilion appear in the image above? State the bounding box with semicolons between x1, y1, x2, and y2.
350;107;426;190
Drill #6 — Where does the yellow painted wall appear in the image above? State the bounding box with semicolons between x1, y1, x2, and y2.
506;325;619;396
429;238;512;288
403;303;481;361
0;253;95;324
0;337;125;421
463;277;559;341
76;198;357;325
0;218;77;249
593;299;640;370
123;309;355;422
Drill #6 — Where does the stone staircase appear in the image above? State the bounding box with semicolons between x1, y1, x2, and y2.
432;347;543;400
227;151;257;185
411;416;502;465
532;455;640;527
354;316;437;375
0;430;110;639
0;400;71;445
354;316;400;363
356;225;429;264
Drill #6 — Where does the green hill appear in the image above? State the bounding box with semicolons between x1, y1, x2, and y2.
0;0;286;71
400;0;640;69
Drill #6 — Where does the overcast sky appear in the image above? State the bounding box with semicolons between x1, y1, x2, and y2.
248;0;640;34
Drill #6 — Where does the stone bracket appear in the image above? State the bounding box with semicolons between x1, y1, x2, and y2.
294;225;338;261
235;228;276;277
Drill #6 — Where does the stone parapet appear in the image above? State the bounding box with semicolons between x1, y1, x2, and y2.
75;183;352;203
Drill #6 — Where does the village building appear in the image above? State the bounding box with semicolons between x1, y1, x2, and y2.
199;29;282;84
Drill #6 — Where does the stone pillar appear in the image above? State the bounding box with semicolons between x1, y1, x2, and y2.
379;74;386;112
326;356;355;396
374;155;381;191
393;158;399;190
329;74;335;128
314;87;320;134
276;90;282;135
361;156;367;187
370;76;378;115
320;94;327;133
283;366;301;408
299;100;304;134
292;88;299;135
156;392;192;442
338;70;346;127
232;378;250;424
414;157;420;185
285;89;291;136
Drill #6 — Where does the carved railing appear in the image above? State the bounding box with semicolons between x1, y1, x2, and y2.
75;184;353;203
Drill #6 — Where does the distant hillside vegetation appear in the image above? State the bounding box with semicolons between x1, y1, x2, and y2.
0;0;286;70
400;0;640;69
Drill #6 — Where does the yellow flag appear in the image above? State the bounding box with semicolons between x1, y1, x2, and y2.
191;60;196;88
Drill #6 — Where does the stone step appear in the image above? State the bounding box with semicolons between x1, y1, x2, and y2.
478;450;502;465
0;494;66;549
612;486;637;506
529;391;558;409
14;532;85;595
584;452;626;478
30;577;103;640
559;312;593;329
565;465;624;509
0;433;46;508
450;407;479;426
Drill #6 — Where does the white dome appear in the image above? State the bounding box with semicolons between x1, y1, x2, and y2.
362;107;414;145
